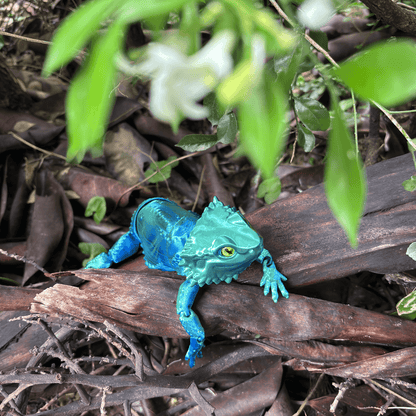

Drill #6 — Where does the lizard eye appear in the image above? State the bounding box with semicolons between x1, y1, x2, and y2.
221;247;235;257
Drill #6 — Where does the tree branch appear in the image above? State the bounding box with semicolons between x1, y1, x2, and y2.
360;0;416;36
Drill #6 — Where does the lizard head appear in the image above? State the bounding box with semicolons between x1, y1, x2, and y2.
178;197;264;286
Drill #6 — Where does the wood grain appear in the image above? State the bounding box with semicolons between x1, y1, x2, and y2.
243;153;416;287
31;268;416;346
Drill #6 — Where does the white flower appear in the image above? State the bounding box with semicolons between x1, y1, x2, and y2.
137;31;235;130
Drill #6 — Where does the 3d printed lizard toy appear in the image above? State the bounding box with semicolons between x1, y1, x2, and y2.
85;197;289;367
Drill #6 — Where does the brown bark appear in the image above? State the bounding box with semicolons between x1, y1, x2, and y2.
243;152;416;288
31;268;416;347
360;0;416;36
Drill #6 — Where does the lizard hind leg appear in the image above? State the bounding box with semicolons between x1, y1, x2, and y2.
176;279;205;368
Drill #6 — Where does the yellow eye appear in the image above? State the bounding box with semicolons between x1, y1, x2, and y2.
221;247;235;257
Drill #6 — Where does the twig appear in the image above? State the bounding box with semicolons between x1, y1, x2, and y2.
88;322;135;364
104;321;145;381
372;101;416;151
9;131;68;161
124;400;132;416
377;394;396;416
331;379;357;413
0;386;23;415
36;319;91;405
366;379;416;408
116;150;202;205
192;164;206;212
38;385;76;412
188;382;215;416
0;384;32;412
0;248;54;279
0;30;51;44
269;0;338;67
293;373;325;416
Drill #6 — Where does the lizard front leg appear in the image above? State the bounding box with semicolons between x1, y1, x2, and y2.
85;231;141;269
176;279;205;368
258;248;289;302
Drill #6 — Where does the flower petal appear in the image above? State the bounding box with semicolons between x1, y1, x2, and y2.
191;30;235;78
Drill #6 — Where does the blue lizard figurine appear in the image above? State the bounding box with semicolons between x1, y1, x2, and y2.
85;197;289;367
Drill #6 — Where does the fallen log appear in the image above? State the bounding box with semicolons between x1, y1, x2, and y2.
119;152;416;289
31;268;416;346
30;154;416;350
242;152;416;287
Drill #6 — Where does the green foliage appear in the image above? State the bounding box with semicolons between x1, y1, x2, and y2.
217;112;238;144
177;111;237;151
85;196;107;224
333;40;416;106
66;19;125;162
238;68;288;179
273;41;308;91
294;97;330;131
79;242;107;267
177;134;220;152
42;0;119;77
324;96;366;248
396;289;416;320
407;242;416;261
297;123;315;152
257;177;281;204
204;92;222;126
308;30;328;51
144;156;179;183
394;243;416;319
42;0;416;248
403;176;416;192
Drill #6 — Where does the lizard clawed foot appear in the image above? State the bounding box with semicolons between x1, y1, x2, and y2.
185;336;205;368
178;309;205;368
85;252;112;269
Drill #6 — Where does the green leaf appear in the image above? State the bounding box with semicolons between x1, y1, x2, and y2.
66;19;126;162
406;242;416;261
79;242;107;267
403;176;416;192
324;99;366;248
238;69;288;179
117;0;191;24
333;40;416;106
308;30;328;51
397;290;416;318
144;156;179;183
294;96;330;131
257;177;281;204
42;0;119;76
217;58;257;107
203;92;221;126
253;8;296;54
217;112;238;144
272;41;308;91
297;122;315;152
176;134;220;152
179;1;200;55
85;196;107;224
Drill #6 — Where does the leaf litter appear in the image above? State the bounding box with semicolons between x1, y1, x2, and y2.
0;3;416;416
